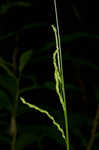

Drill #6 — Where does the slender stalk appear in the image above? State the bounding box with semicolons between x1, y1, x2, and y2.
10;89;19;150
10;32;20;150
53;0;70;149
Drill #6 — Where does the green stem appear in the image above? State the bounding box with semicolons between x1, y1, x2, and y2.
53;0;70;149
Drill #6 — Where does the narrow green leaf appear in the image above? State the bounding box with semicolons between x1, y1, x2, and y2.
0;57;14;77
19;50;32;73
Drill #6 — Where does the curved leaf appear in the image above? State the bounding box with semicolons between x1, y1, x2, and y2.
0;57;14;77
19;50;32;73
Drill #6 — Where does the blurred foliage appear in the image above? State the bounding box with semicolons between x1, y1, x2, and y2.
0;1;31;15
0;0;99;150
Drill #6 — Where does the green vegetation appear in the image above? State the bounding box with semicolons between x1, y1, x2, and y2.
0;1;99;150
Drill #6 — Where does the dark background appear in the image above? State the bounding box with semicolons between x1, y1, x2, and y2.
0;0;99;150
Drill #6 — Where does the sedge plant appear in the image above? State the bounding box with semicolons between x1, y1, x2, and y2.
20;0;70;149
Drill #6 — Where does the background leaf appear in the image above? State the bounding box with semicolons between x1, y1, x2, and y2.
0;69;18;106
0;57;14;77
19;50;32;73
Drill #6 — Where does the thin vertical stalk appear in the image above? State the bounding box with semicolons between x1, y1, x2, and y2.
53;0;70;150
10;32;20;150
